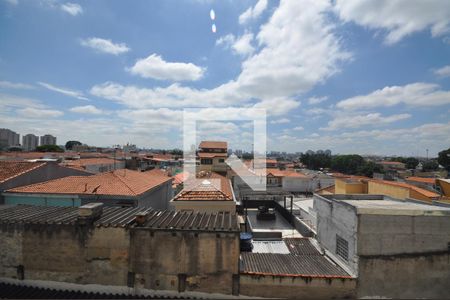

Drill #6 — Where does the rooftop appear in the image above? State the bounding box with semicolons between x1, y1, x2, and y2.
0;161;46;183
405;176;436;184
5;169;172;197
173;172;233;201
241;238;351;278
318;194;450;216
247;209;302;238
62;158;120;167
199;141;227;149
369;179;440;199
0;205;240;232
197;152;227;158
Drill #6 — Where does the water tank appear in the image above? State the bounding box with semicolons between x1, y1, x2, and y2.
240;232;253;252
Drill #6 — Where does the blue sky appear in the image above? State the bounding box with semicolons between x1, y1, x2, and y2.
0;0;449;156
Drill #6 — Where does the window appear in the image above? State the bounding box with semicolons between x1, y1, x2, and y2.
336;234;349;261
219;158;225;163
201;158;212;164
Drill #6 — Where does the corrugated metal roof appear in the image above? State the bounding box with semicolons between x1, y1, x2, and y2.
0;281;200;299
240;252;350;278
0;205;240;232
284;238;322;255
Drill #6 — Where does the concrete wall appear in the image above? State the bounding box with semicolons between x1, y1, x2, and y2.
314;196;359;274
129;229;239;294
335;179;367;194
357;214;450;256
357;253;450;299
368;181;410;200
138;180;173;209
240;274;356;299
0;223;129;286
282;177;310;192
4;194;81;207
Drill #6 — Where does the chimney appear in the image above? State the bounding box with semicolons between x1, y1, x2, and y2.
135;211;149;226
78;202;103;221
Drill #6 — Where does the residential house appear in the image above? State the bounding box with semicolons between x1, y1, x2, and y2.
197;141;228;173
0;161;91;204
3;169;173;208
61;158;125;173
171;172;236;213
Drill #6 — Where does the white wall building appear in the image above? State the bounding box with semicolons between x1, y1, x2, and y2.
22;134;39;151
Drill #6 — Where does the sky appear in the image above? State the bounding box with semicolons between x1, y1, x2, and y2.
0;0;449;156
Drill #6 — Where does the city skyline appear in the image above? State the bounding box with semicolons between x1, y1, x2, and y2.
0;0;450;156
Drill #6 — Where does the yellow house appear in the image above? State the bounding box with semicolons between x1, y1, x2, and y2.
437;179;450;198
197;141;228;172
330;177;440;203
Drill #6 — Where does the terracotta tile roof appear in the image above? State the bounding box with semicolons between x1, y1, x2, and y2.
369;179;440;199
377;161;405;166
266;168;308;178
63;158;120;167
405;177;436;184
198;152;227;158
266;159;278;164
0;161;46;183
6;169;172;197
199;141;227;149
174;172;233;201
172;172;189;185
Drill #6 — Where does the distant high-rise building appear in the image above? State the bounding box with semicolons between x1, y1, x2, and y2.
0;128;20;149
40;134;57;146
22;134;39;151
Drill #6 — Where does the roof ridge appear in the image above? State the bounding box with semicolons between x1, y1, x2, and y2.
111;170;138;196
0;161;46;184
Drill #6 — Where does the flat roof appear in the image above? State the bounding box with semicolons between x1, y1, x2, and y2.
247;209;302;238
318;195;450;216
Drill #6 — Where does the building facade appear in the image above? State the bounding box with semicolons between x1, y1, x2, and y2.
197;141;228;172
40;134;56;146
0;128;20;149
314;194;450;299
22;134;39;151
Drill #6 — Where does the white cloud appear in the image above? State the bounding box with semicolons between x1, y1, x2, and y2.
38;82;88;100
70;105;103;115
0;80;34;90
4;0;18;5
217;33;255;56
17;107;63;118
334;0;450;44
92;0;348;117
60;2;82;16
307;96;328;105
322;112;411;130
434;65;450;77
239;0;268;24
128;54;205;81
270;118;290;124
0;94;45;112
336;82;450;110
80;37;130;55
293;126;304;131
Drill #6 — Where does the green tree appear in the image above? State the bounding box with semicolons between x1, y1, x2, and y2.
65;140;82;150
299;151;331;170
438;147;450;171
331;154;365;175
356;161;383;177
422;160;439;171
36;145;64;152
404;157;419;169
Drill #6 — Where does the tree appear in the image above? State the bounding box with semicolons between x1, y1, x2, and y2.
331;154;365;175
405;157;419;169
357;161;383;177
438;147;450;171
421;160;439;172
299;151;331;170
65;140;82;150
36;145;64;152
